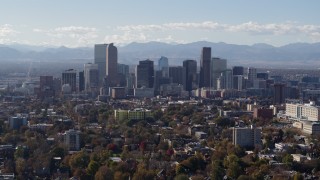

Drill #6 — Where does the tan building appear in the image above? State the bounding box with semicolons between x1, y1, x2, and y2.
286;101;320;121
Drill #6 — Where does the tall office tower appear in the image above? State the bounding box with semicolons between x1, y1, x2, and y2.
211;58;227;90
233;75;244;90
106;43;118;81
94;44;108;84
154;70;171;95
158;56;169;77
39;76;54;98
183;60;197;91
64;129;81;151
78;71;85;92
218;69;233;90
200;47;212;88
118;63;129;77
40;76;53;91
84;63;99;92
169;66;186;85
232;66;244;76
247;67;257;88
136;59;154;88
257;72;269;80
62;69;77;92
232;126;261;148
274;83;286;104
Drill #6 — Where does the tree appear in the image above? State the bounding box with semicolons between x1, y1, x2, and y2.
210;160;225;180
293;172;304;180
174;174;189;180
95;165;114;180
69;151;90;171
282;154;293;167
223;154;243;179
87;160;100;176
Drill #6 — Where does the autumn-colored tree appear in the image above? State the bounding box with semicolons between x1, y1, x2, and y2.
95;165;114;180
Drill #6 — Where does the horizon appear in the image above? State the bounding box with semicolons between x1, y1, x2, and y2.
1;0;320;47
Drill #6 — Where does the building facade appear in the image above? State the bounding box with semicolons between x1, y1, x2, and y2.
200;47;211;88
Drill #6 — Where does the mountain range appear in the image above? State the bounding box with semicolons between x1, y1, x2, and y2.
1;41;320;68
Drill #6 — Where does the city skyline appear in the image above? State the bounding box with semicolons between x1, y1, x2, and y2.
0;0;320;47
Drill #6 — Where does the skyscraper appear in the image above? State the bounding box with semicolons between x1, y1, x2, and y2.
79;71;85;92
106;43;118;83
94;44;108;84
84;63;99;92
232;66;244;76
211;58;227;90
247;67;257;88
200;47;211;88
274;83;286;104
136;59;154;88
183;60;197;92
169;66;186;85
62;69;77;92
158;56;169;78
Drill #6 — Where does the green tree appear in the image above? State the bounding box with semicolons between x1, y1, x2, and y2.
174;174;189;180
210;160;225;180
87;160;100;176
69;151;90;171
282;154;293;167
223;154;243;179
293;172;304;180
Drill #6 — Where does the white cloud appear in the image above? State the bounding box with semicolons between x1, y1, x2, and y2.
104;31;148;45
33;26;98;46
0;24;19;37
116;21;320;37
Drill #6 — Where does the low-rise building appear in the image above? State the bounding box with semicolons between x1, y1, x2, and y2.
114;108;152;121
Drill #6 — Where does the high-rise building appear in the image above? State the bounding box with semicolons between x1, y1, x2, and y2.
169;66;186;85
158;56;169;78
232;66;244;76
233;75;244;91
84;63;99;92
62;69;77;92
274;83;286;104
64;129;81;151
118;63;129;77
106;43;118;83
94;44;108;84
247;67;257;88
79;71;85;92
136;59;154;88
39;76;54;98
183;60;197;92
218;69;233;90
211;58;227;90
232;126;261;148
40;76;53;91
200;47;211;88
257;72;269;80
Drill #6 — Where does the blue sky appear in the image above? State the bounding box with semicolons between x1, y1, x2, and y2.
1;0;320;47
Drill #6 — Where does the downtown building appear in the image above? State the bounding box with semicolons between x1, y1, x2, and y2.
199;47;211;88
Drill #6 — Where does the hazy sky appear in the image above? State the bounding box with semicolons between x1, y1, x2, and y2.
1;0;320;47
